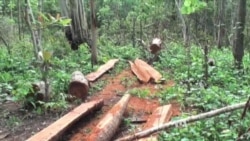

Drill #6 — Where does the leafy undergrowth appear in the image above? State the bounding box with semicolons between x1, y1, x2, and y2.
153;42;250;141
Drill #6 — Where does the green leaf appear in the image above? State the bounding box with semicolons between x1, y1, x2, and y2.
58;18;71;26
181;0;207;14
43;51;53;62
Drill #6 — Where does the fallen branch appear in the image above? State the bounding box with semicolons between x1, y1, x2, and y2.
116;102;248;141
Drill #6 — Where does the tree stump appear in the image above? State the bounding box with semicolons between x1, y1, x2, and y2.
32;81;50;101
148;38;162;64
68;71;89;100
149;38;162;54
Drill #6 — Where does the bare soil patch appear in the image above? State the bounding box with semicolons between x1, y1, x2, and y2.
0;101;70;141
63;69;180;140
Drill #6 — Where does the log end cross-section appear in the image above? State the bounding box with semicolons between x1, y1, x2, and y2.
69;71;89;100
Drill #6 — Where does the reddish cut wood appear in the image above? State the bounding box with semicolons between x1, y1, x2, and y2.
134;59;162;82
129;61;151;83
139;105;172;141
130;59;162;83
143;105;172;129
86;59;119;82
69;71;89;100
87;94;131;141
26;99;104;141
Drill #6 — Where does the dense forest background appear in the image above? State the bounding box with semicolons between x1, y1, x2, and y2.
1;0;250;140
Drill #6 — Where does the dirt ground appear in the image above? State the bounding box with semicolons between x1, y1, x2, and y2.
63;69;180;141
0;69;180;141
0;101;70;141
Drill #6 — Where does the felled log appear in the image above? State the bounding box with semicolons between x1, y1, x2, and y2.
139;105;172;141
87;94;131;141
129;61;151;83
27;99;104;141
135;59;162;82
68;71;89;100
149;38;162;54
130;59;162;83
86;59;119;82
143;105;172;129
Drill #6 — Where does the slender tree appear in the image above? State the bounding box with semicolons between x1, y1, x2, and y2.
216;0;225;49
25;0;42;59
90;0;98;65
233;0;247;69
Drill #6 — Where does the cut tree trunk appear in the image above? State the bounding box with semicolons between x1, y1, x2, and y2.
27;99;104;141
150;38;162;54
116;102;248;141
87;94;131;141
143;105;173;129
86;59;119;82
148;38;162;64
129;61;151;83
139;105;172;141
69;71;89;100
130;59;162;83
32;81;51;101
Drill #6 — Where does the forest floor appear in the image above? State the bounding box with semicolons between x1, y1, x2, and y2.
0;68;180;141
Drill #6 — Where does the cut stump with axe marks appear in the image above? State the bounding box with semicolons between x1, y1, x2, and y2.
69;71;89;100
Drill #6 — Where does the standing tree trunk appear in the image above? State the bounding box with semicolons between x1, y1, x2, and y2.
132;17;136;48
60;0;90;50
25;0;42;59
90;0;98;65
233;0;246;69
17;0;22;40
38;0;43;50
175;0;188;46
217;0;225;49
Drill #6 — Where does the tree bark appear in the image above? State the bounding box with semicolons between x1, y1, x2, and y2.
69;71;89;100
17;0;22;40
233;0;246;69
116;102;248;141
61;0;90;50
90;0;98;65
217;0;225;49
175;0;188;46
